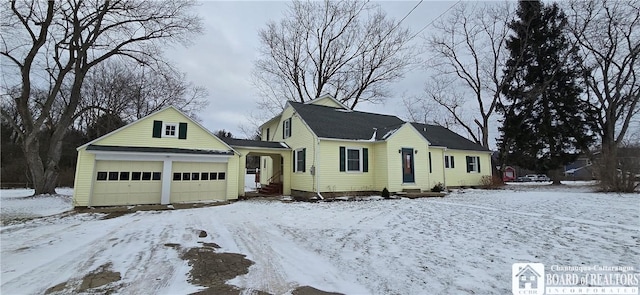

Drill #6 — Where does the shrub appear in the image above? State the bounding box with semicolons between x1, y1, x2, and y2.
480;175;503;189
431;183;445;192
381;187;390;199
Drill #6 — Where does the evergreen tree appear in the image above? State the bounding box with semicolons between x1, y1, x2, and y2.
498;0;597;183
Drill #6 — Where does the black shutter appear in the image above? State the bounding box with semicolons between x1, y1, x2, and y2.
451;156;455;168
302;148;306;172
363;148;369;172
339;146;346;172
152;120;162;138
429;152;432;173
178;123;187;139
466;156;472;173
288;118;292;137
283;121;286;138
477;156;481;173
293;151;296;172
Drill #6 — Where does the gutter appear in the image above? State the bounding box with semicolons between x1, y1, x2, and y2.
315;138;324;200
442;148;447;189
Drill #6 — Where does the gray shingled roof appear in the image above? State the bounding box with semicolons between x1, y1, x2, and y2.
87;145;234;155
287;101;487;151
411;123;489;152
289;102;405;140
221;138;289;149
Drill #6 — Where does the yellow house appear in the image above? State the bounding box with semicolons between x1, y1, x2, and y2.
72;96;492;206
258;95;493;198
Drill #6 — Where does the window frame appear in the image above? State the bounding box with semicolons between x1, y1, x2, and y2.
294;148;305;173
96;172;108;181
445;155;455;169
283;118;291;138
467;156;480;173
108;172;119;181
119;171;130;181
163;122;178;138
132;172;142;181
141;172;152;180
346;147;362;172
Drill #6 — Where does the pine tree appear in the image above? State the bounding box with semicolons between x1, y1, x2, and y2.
498;0;597;184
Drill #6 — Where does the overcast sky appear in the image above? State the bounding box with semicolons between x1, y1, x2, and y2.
166;1;461;139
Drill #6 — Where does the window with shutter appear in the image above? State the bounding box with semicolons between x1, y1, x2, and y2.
294;148;306;173
466;156;480;173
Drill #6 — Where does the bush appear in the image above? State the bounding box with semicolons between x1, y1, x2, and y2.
431;183;445;192
480;175;503;189
381;187;390;199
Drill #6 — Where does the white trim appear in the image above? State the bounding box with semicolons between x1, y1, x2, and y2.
161;160;172;204
345;147;363;173
283;118;292;139
162;122;178;138
467;156;480;173
89;150;231;163
293;148;305;173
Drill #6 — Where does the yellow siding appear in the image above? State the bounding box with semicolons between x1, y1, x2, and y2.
226;155;240;200
444;150;492;187
373;142;388;191
280;107;316;192
317;141;377;192
94;108;229;151
309;97;344;108
384;124;430;192
261;119;280;141
72;149;95;206
428;147;445;188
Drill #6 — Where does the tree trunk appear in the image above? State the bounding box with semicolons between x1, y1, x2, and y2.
550;168;562;185
22;133;57;195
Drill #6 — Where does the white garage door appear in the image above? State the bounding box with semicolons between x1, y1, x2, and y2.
170;162;227;203
92;160;163;206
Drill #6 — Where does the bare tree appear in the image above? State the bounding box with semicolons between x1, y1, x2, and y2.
1;0;202;195
408;2;513;147
566;0;640;191
77;59;209;134
252;0;416;116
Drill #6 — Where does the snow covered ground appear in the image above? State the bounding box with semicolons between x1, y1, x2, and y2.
1;185;638;294
0;188;73;225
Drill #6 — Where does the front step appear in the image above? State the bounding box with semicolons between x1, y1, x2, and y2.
259;182;282;195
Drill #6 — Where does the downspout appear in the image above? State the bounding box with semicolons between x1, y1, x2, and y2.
442;148;447;189
315;138;324;200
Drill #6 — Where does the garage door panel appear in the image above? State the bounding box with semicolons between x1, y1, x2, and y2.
171;162;227;203
91;160;162;206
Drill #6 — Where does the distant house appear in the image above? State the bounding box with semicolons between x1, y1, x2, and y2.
72;96;493;207
515;265;541;289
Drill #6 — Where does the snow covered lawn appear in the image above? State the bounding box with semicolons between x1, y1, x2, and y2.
0;188;73;225
1;186;638;294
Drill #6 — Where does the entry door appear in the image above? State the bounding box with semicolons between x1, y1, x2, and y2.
402;148;415;183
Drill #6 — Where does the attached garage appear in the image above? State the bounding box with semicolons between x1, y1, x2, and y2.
91;160;163;206
170;162;227;203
